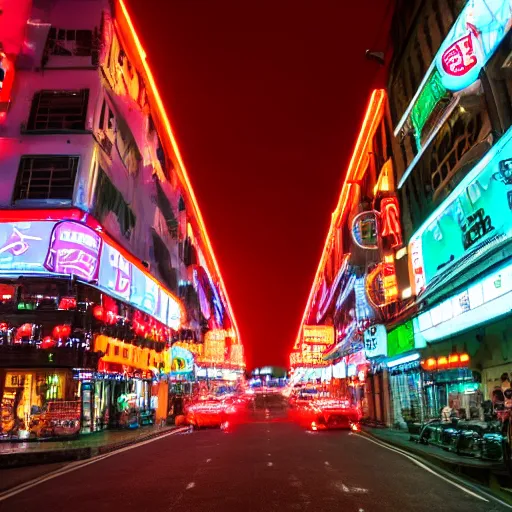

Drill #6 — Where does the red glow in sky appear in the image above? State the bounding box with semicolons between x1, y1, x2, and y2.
130;0;392;369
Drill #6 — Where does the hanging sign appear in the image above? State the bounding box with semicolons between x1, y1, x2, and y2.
351;211;379;249
364;324;387;359
435;0;512;92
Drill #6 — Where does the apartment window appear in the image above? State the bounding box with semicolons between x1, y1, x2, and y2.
27;90;89;131
14;156;78;201
47;28;93;57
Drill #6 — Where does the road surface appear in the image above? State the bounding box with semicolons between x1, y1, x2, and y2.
0;396;508;512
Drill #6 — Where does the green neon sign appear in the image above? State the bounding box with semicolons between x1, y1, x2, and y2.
387;320;415;358
410;69;447;149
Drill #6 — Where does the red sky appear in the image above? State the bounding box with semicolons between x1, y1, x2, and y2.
130;0;392;369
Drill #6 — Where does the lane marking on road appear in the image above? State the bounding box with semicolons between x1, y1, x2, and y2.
186;482;195;490
206;458;212;463
0;426;191;502
267;462;273;467
267;453;271;456
353;433;492;504
324;461;330;466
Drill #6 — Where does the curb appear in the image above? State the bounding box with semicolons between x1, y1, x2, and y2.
0;427;179;469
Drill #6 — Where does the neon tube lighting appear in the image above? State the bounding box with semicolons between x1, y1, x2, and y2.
117;0;241;345
397;96;459;189
293;90;386;349
393;61;436;137
386;353;420;368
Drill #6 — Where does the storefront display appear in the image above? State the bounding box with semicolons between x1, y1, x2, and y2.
388;361;424;429
0;369;80;439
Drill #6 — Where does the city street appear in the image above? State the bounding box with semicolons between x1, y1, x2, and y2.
0;397;508;512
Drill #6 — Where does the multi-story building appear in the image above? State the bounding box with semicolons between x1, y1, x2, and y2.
289;89;410;423
386;0;512;430
292;0;512;437
0;0;243;440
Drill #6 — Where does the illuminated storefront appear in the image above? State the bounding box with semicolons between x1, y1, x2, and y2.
0;369;80;439
0;212;184;437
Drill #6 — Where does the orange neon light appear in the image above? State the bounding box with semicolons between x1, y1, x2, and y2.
421;353;470;371
448;354;459;364
116;0;241;347
292;89;386;350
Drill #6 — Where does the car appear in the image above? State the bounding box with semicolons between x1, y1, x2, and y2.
292;397;361;431
185;399;227;428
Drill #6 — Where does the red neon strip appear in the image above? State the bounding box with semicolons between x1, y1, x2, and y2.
115;0;241;348
291;90;386;357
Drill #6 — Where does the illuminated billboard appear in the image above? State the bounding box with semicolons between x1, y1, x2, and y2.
414;261;512;343
0;221;55;273
171;345;194;374
0;219;182;329
409;126;512;295
302;325;335;346
435;0;512;92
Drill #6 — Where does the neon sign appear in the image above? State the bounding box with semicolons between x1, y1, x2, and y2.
363;324;387;359
366;257;398;308
100;244;132;301
408;126;512;295
380;197;402;248
45;222;101;281
302;325;334;346
414;261;512;343
387;320;415;358
435;0;512;92
0;53;15;122
0;218;182;330
94;335;163;373
170;346;194;374
351;211;379;249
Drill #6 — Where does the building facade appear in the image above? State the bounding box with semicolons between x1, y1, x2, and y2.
0;0;243;440
292;0;512;445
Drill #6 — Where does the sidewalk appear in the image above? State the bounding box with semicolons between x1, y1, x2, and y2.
361;426;507;484
0;424;181;468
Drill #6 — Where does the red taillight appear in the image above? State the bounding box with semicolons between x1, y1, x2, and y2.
58;297;77;310
41;336;56;349
0;322;8;331
17;323;33;338
351;423;359;432
53;324;71;339
93;305;104;321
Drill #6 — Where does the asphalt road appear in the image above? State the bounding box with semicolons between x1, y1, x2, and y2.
0;396;509;512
